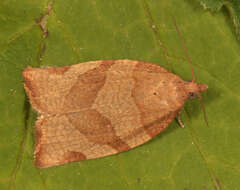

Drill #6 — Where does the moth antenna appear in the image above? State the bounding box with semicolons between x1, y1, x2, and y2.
198;94;209;127
173;19;208;126
172;17;196;83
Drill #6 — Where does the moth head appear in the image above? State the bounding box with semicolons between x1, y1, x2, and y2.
173;18;208;126
185;81;208;99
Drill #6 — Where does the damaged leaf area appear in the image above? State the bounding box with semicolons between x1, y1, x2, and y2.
0;0;240;190
197;0;240;40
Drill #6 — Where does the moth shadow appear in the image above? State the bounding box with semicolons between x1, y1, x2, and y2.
146;121;179;146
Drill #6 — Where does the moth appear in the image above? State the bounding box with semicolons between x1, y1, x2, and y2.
22;22;208;168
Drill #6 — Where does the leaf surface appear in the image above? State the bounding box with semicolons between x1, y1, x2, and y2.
197;0;240;39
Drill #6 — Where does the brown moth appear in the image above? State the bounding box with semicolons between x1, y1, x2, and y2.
22;59;207;168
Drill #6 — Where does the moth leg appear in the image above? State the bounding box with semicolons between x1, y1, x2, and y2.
177;112;185;128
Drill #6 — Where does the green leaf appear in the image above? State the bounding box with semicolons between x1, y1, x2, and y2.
197;0;240;40
1;0;240;189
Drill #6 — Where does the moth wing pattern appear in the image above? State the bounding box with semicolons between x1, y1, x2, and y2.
22;61;104;114
23;60;186;168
